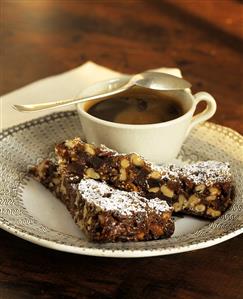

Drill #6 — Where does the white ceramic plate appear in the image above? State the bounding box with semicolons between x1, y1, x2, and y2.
0;111;242;257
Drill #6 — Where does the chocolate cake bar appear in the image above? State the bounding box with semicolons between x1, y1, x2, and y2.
55;138;234;219
30;160;174;242
175;162;233;218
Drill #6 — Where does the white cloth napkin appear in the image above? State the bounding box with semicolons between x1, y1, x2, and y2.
0;61;182;130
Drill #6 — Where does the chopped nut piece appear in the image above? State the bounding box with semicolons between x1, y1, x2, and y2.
120;158;130;169
87;217;92;225
188;195;200;207
71;156;78;161
149;171;161;180
137;232;145;240
129;183;139;192
161;185;174;198
119;168;127;181
162;212;171;221
173;202;182;212
173;194;186;212
150;223;164;236
130;153;144;167
65;139;76;149
83;205;87;218
206;195;216;201
84;144;95;156
179;194;187;208
52;178;60;185
85;168;100;179
195;204;206;213
148;187;160;193
209;187;221;196
195;184;206;193
206;208;221;218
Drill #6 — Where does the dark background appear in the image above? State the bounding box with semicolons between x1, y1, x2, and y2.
1;1;243;298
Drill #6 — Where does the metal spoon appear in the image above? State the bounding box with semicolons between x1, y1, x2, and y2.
13;72;191;112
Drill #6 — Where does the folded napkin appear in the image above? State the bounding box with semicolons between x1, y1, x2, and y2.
0;61;182;130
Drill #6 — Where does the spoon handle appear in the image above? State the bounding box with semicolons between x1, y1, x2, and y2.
13;82;133;112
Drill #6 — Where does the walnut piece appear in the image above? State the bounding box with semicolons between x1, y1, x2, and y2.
209;187;221;196
173;194;187;212
206;195;216;201
85;168;100;179
188;194;200;208
130;153;144;167
206;208;221;218
161;185;174;198
195;204;206;213
194;184;206;193
149;171;161;180
148;187;160;193
84;144;95;156
119;168;127;181
120;158;130;169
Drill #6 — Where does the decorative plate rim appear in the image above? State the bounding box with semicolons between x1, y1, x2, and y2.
0;111;242;257
0;215;242;258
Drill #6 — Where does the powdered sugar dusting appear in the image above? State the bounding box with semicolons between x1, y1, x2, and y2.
155;164;180;181
78;179;170;216
99;144;118;155
179;161;231;186
147;198;172;214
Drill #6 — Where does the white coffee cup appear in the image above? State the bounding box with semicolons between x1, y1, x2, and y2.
76;76;216;163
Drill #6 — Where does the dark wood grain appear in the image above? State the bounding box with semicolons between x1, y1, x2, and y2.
1;1;243;298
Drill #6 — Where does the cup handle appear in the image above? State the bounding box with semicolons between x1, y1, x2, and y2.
186;91;217;137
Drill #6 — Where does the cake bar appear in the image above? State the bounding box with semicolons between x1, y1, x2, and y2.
55;138;234;219
174;161;233;218
30;160;174;242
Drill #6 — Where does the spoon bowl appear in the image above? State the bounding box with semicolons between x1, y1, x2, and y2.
135;72;191;90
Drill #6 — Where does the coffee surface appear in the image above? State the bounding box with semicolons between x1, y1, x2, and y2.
86;89;184;125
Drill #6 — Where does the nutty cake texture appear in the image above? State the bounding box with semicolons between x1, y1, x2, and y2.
55;137;234;219
176;162;233;218
31;160;174;242
76;179;174;242
30;137;234;242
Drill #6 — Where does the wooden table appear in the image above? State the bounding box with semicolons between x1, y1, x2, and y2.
1;1;243;298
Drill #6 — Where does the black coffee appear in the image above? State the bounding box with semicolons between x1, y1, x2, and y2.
85;88;184;125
